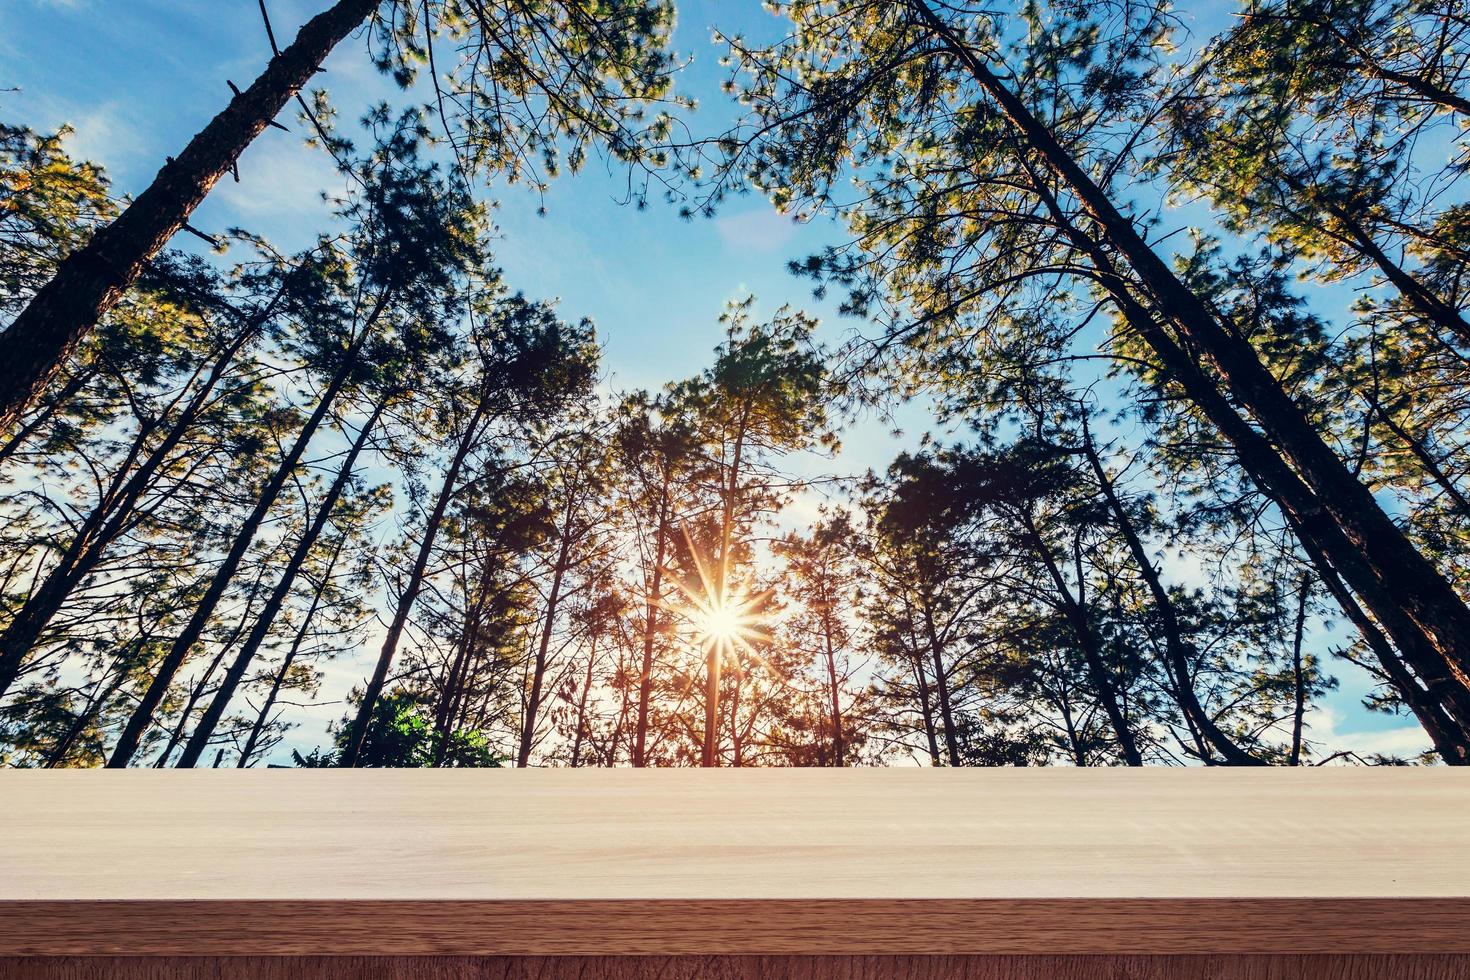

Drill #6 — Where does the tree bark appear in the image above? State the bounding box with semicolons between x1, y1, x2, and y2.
0;0;380;432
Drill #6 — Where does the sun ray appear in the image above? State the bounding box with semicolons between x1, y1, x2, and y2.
656;527;772;662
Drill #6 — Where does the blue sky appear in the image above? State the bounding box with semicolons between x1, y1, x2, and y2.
1;0;1430;759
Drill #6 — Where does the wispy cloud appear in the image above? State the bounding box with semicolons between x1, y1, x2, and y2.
714;206;800;253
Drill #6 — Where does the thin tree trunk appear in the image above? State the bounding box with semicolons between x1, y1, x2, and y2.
703;631;722;767
107;313;374;767
702;412;749;769
517;521;575;768
338;391;489;767
918;593;962;766
1289;575;1310;766
0;296;277;698
569;636;597;767
177;391;388;767
1080;417;1264;765
632;476;671;768
237;533;347;768
431;566;492;768
899;595;942;765
1019;510;1144;766
912;651;942;765
1056;682;1088;766
821;606;845;767
151;646;229;768
917;2;1470;700
0;0;380;432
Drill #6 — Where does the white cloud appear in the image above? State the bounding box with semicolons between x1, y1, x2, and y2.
1303;703;1432;762
714;206;801;253
54;101;149;174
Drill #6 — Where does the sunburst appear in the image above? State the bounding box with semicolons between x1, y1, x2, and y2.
659;526;772;659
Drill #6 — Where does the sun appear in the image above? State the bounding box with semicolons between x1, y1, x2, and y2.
660;527;771;657
686;586;768;654
698;602;744;644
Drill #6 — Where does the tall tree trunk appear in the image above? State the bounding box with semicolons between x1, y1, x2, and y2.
237;533;347;768
569;636;597;767
702;631;722;767
731;666;748;767
431;565;493;768
338;392;489;767
702;412;750;768
899;594;942;765
911;650;942;765
0;0;380;432
1278;504;1470;763
1080;417;1264;765
151;646;230;768
1021;146;1470;738
918;592;962;767
1055;682;1088;766
1019;510;1144;766
176;392;388;767
632;476;671;767
821;606;845;767
517;521;575;768
106;315;373;767
917;2;1470;701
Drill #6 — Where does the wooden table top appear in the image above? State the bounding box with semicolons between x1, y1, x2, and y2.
2;768;1467;955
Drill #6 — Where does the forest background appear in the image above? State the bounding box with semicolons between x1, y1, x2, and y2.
0;0;1461;767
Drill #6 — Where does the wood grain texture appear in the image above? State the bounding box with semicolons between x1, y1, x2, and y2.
4;769;1469;899
2;770;1468;955
4;957;1470;980
2;899;1470;956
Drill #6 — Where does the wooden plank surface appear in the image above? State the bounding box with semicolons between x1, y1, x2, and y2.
1;769;1468;955
5;956;1470;980
2;899;1469;956
5;769;1468;899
